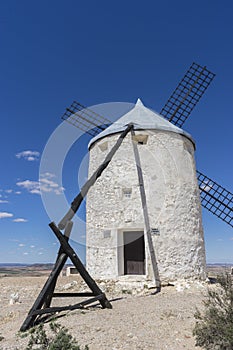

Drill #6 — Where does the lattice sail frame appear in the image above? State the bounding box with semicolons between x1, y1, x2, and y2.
160;62;215;128
62;101;111;136
197;171;233;228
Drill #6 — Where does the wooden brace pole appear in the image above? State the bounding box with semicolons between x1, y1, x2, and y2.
131;128;161;290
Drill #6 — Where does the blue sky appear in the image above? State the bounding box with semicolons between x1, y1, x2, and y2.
0;0;233;264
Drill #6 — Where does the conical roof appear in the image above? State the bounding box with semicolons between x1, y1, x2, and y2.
89;99;194;148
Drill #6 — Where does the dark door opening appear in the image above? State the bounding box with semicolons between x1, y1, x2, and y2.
123;231;145;275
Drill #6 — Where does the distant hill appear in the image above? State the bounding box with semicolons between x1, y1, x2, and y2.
0;263;29;268
0;263;73;268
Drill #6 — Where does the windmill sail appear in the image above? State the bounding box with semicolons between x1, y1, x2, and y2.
197;170;233;228
62;101;111;136
160;62;215;128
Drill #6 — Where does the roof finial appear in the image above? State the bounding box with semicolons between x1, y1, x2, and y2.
136;98;144;107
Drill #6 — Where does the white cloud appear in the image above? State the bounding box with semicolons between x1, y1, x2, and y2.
5;189;13;194
17;180;39;192
38;252;43;255
16;173;65;196
0;212;13;219
16;150;40;161
13;218;28;223
40;178;59;187
15;191;21;195
0;200;9;203
23;252;29;255
42;172;55;179
19;243;25;247
30;245;35;248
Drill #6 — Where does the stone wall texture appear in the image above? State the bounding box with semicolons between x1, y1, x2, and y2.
86;129;206;284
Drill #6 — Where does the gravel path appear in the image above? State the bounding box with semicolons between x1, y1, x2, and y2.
0;276;206;349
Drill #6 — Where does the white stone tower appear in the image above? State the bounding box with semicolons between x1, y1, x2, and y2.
86;99;206;285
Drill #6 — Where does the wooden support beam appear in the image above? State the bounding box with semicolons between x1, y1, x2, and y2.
44;221;73;309
20;224;112;331
20;252;67;331
31;295;104;316
131;128;161;291
52;292;95;298
49;222;112;310
58;124;133;229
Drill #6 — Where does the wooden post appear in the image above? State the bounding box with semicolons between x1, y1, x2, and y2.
131;128;161;291
49;222;112;309
58;124;133;229
44;221;73;308
20;251;69;331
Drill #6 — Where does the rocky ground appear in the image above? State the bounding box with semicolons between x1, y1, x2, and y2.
0;273;213;350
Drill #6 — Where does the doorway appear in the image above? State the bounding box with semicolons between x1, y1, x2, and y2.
123;231;145;275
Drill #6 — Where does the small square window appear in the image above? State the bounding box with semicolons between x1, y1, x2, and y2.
123;188;132;198
99;141;108;151
132;134;148;145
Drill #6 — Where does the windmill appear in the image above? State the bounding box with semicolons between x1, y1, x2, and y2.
21;62;233;331
60;63;233;286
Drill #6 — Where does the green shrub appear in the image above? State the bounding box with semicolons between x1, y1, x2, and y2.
193;274;233;349
24;321;89;350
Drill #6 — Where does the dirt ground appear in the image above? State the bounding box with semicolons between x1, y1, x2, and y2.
0;273;212;350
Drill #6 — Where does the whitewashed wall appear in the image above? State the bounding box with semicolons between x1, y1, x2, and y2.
86;129;206;283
